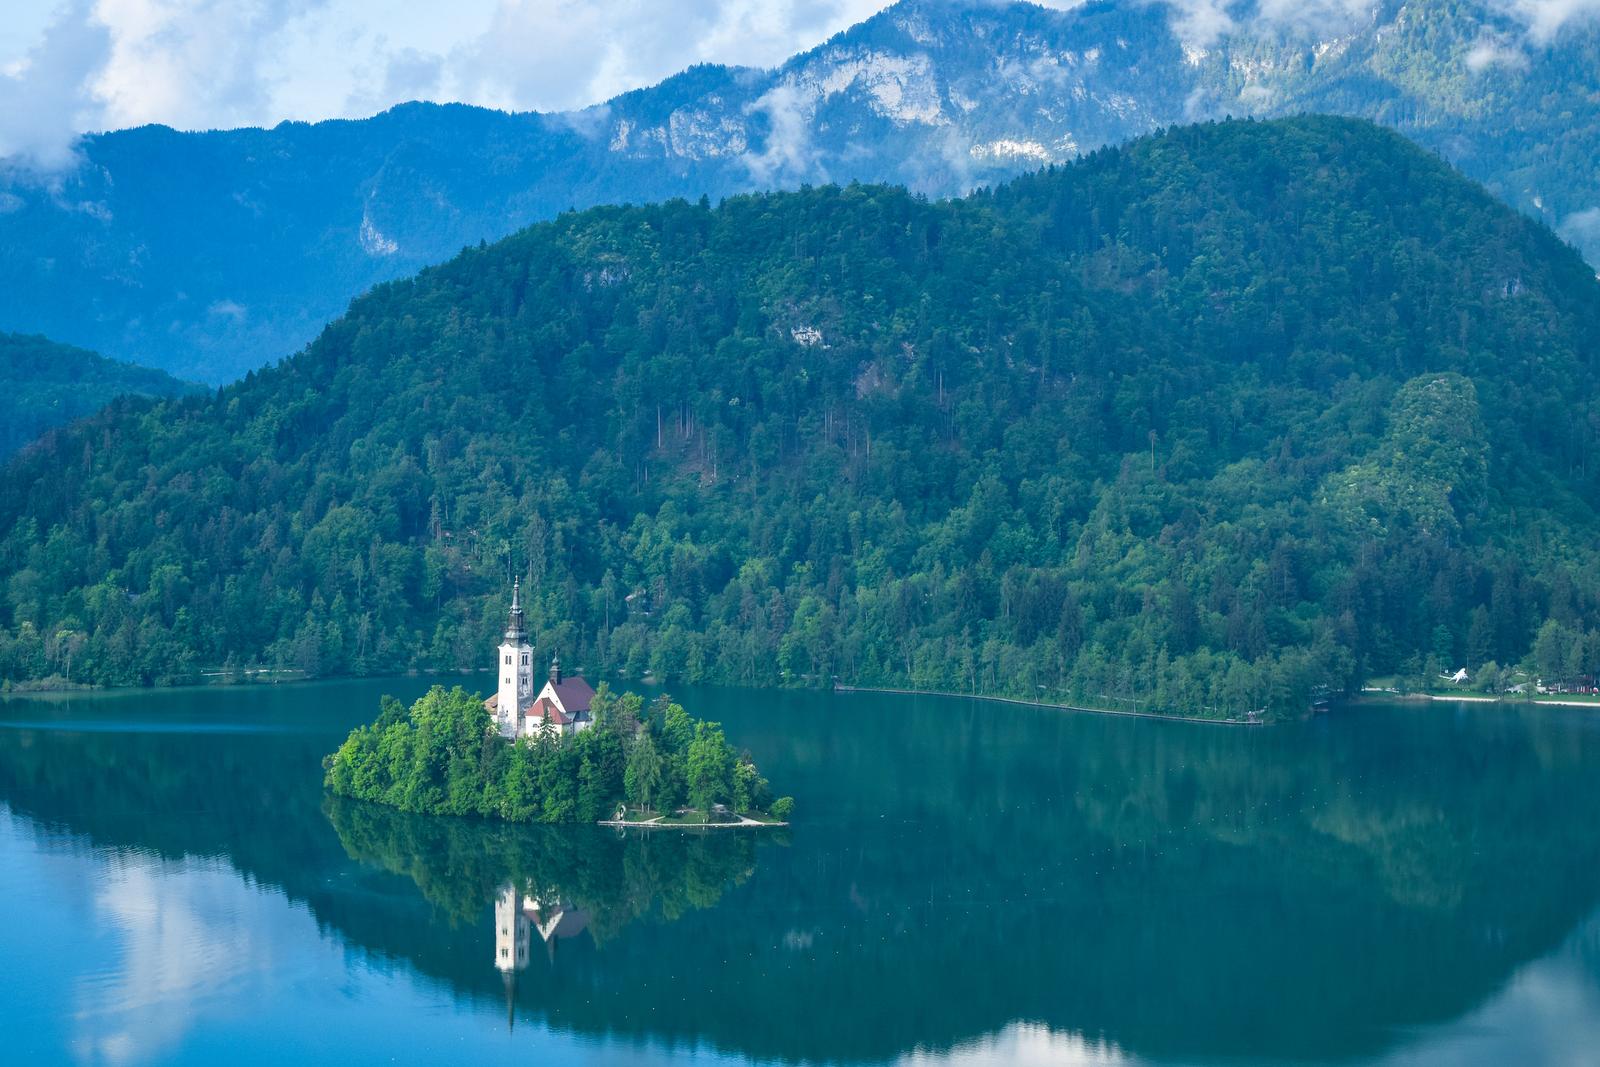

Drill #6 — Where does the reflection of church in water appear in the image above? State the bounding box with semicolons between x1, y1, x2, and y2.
495;881;591;1022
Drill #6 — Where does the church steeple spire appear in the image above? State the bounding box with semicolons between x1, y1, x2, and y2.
505;577;526;642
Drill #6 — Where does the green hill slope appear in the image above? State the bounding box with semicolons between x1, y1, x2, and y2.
2;117;1597;714
0;334;201;457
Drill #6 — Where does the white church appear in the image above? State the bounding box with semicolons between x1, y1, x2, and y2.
484;578;596;739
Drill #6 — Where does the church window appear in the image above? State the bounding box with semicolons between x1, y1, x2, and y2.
505;655;512;665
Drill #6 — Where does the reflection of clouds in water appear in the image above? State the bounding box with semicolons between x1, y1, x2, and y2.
897;914;1600;1067
1373;912;1600;1066
902;1022;1130;1066
70;854;269;1066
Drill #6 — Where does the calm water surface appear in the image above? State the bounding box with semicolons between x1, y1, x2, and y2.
3;677;1599;1066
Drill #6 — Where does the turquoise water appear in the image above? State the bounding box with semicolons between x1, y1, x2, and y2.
2;678;1599;1065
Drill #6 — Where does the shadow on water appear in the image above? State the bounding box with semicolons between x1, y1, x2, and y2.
2;679;1600;1063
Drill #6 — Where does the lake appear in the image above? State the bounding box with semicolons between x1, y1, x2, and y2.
2;677;1599;1066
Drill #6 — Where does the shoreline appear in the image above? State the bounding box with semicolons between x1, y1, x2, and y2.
0;668;485;700
14;671;1593;716
833;685;1266;726
1353;691;1600;709
597;815;789;830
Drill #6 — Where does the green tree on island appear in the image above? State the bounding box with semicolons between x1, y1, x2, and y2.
625;735;664;814
686;723;736;814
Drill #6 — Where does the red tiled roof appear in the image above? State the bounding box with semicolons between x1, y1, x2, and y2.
523;696;574;726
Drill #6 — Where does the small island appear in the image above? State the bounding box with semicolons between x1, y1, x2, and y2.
324;583;792;827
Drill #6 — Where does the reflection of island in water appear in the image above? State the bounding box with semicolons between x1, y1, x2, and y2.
322;795;777;1034
324;791;765;933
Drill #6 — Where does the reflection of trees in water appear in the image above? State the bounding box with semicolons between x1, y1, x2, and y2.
323;795;767;945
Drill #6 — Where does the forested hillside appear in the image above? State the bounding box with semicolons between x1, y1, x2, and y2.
2;117;1598;716
0;334;201;457
5;0;1600;382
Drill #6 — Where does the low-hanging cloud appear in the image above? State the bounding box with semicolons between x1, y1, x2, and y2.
2;0;333;171
0;0;887;172
742;81;825;185
1466;33;1531;70
1496;0;1600;43
0;1;109;170
1153;0;1600;47
1559;206;1600;261
1158;0;1237;48
444;0;884;116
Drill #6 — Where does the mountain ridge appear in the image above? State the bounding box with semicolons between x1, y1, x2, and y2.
3;0;1599;383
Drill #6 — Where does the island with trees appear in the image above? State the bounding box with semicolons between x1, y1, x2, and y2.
324;684;793;827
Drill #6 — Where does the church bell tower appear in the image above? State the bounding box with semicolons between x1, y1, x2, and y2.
496;578;534;737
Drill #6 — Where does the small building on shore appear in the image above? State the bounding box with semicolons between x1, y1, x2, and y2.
485;580;595;739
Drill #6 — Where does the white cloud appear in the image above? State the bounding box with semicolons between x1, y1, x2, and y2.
1149;0;1381;47
1156;0;1237;48
1495;0;1600;43
1253;0;1376;26
1153;0;1598;50
92;0;333;133
0;0;889;172
1558;206;1600;260
1466;34;1530;71
0;1;109;169
742;81;824;185
443;0;884;116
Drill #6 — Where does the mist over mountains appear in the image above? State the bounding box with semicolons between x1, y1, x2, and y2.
2;0;1598;383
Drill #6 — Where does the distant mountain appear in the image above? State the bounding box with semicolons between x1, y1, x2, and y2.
2;0;1598;384
2;117;1596;709
0;333;200;456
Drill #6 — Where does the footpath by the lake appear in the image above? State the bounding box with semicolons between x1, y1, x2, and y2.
598;812;789;830
1357;688;1600;710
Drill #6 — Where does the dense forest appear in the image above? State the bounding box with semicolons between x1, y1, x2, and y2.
0;333;200;456
2;116;1599;717
324;685;788;823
